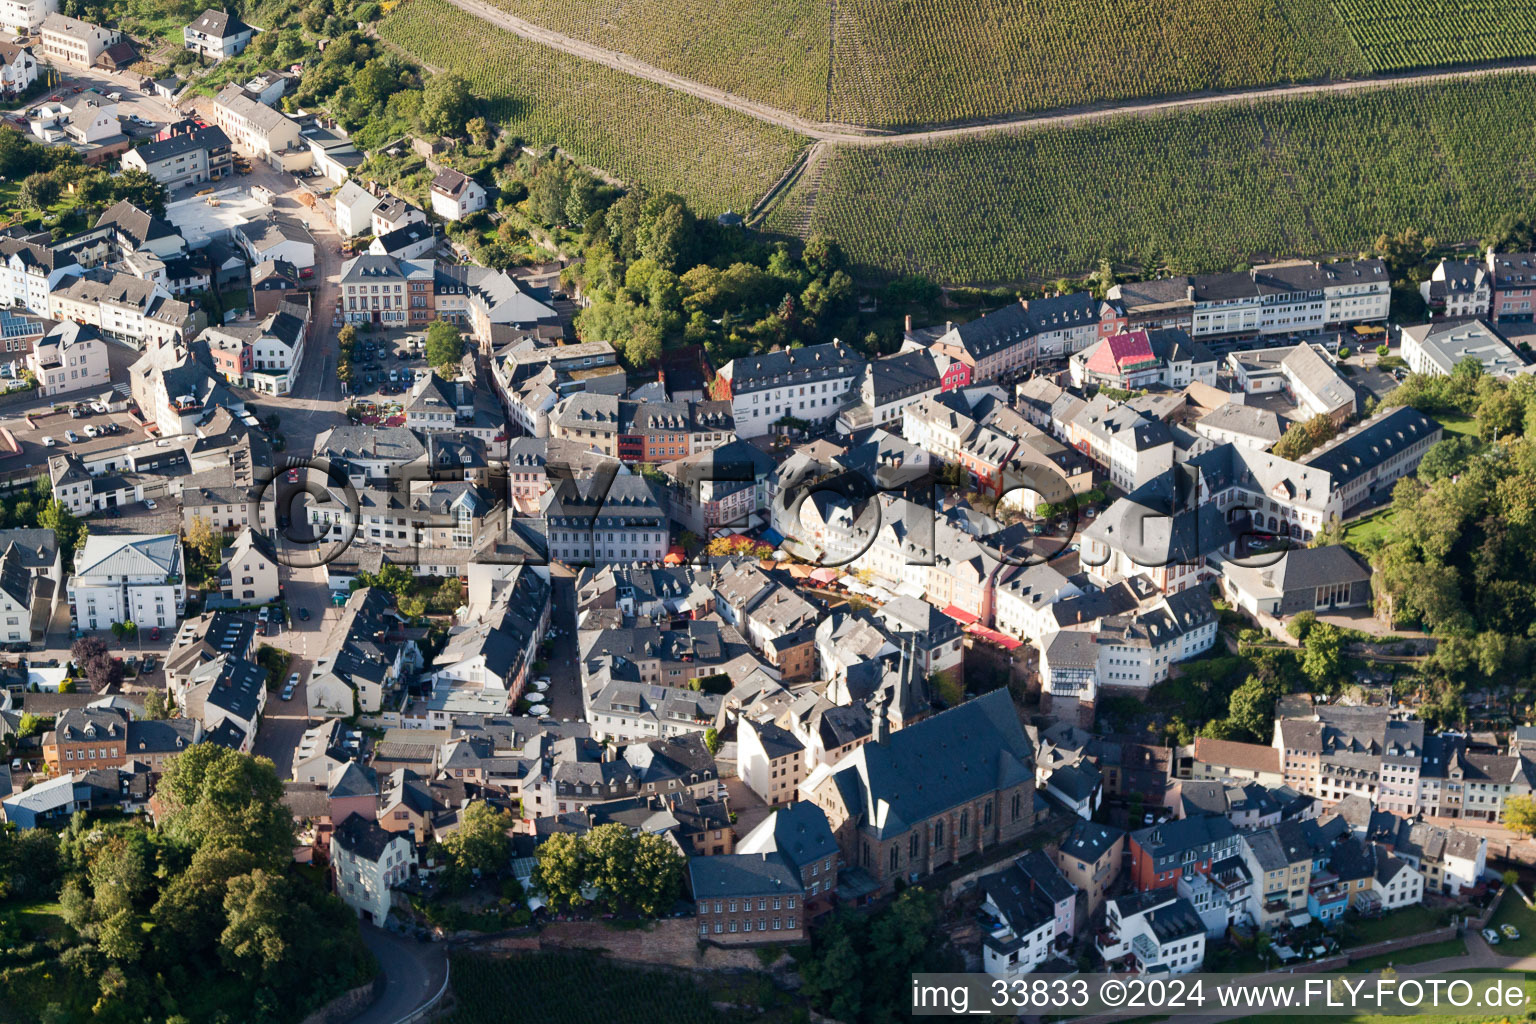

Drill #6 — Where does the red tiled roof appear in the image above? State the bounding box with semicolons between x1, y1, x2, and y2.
1084;330;1156;375
1192;737;1280;775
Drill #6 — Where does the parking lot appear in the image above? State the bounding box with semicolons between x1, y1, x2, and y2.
6;399;147;463
343;330;430;400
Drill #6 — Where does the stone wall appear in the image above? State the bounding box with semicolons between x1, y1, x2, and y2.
296;978;381;1024
469;918;789;972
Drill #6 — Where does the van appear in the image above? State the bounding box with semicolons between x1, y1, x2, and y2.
106;91;122;101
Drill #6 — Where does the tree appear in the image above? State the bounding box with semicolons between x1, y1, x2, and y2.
1503;869;1520;888
398;593;427;619
582;823;636;911
18;171;59;211
420;71;471;136
531;831;585;911
16;711;45;739
156;745;293;869
424;319;462;369
110;169;168;217
151;846;261;953
440;801;512;875
142;690;169;720
1505;794;1536;838
97;908;144;961
703;727;721;755
1286;610;1318;641
219;869;301;979
39;499;84;561
1302;623;1343;688
628;832;685;916
1227;675;1282;741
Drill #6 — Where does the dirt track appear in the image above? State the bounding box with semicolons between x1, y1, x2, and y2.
441;0;1536;147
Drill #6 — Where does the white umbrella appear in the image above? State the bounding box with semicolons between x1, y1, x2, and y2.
529;704;549;716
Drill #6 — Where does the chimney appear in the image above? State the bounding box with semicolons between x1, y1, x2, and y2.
904;314;912;332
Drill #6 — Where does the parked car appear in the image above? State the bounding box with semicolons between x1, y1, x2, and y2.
69;406;83;418
91;401;107;413
143;499;157;510
41;436;55;447
1502;924;1521;940
258;607;270;622
281;684;294;701
65;430;80;443
1483;928;1501;945
141;655;156;673
84;425;99;438
149;627;160;641
297;607;310;621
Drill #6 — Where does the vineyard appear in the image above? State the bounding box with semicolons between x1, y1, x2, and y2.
825;0;1369;127
479;0;831;120
378;0;809;216
763;73;1536;284
443;952;792;1024
478;0;1372;127
1330;0;1536;71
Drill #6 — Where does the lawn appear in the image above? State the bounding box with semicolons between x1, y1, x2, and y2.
1343;508;1399;550
1433;413;1479;438
1487;893;1536;957
1341;937;1467;973
1345;904;1447;947
14;901;69;943
765;71;1536;284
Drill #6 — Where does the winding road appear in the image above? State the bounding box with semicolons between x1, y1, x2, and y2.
439;0;1536;147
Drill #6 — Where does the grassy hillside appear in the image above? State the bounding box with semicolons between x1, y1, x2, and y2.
764;72;1536;283
379;0;809;216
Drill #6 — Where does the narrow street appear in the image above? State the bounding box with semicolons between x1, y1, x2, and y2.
545;566;583;721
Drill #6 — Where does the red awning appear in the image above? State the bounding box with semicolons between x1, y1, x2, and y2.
810;567;840;585
966;624;1022;649
941;604;979;625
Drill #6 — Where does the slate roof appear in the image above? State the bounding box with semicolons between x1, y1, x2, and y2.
1300;406;1441;484
806;689;1032;840
737;802;838;873
187;8;252;39
332;811;402;861
131;126;230;164
1060;819;1124;864
688;851;803;899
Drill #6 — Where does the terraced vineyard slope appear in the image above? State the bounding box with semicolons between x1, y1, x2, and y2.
763;72;1536;283
379;0;809;216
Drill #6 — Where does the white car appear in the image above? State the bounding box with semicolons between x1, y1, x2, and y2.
1483;928;1501;945
143;499;157;510
84;425;99;438
41;436;55;447
286;672;300;689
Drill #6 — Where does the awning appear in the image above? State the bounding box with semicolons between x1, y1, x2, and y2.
760;528;784;546
896;580;925;599
1288;911;1312;928
866;586;893;603
810;567;839;585
942;604;980;625
843;578;868;595
966;624;1022;649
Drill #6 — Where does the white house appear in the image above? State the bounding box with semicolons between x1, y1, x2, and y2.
0;0;56;34
737;717;804;807
428;169;486;221
1096;891;1206;974
1373;851;1424;912
333;181;380;238
38;12;118;67
331;813;412;924
219;527;280;605
0;41;39;97
184;8;255;59
211;83;301;167
237;214;314;272
993;563;1083;643
714;341;864;438
69;533;186;632
1401;319;1532;379
0;238;82;315
28;321;110;397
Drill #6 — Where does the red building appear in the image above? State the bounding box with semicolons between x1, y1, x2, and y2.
1127;814;1241;891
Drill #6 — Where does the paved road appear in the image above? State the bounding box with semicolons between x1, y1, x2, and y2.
249;564;352;775
347;924;448;1024
545;566;582;721
438;0;1536;147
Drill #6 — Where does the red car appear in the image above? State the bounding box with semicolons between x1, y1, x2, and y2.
149;627;160;641
287;468;299;484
